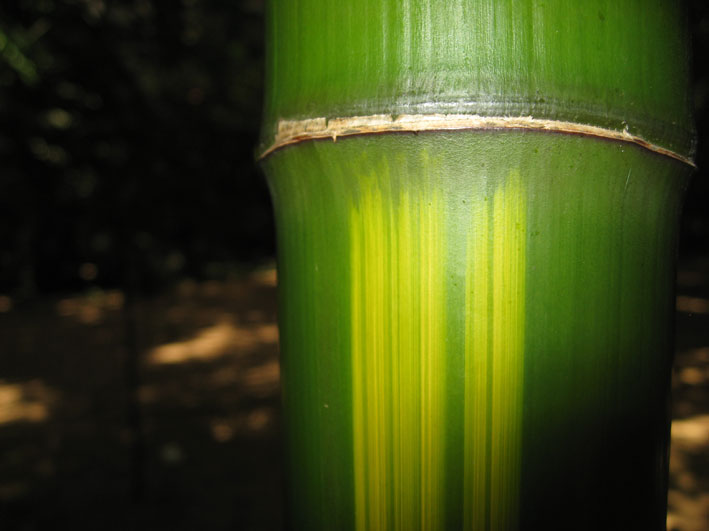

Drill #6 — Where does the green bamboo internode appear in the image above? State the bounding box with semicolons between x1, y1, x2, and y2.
260;1;695;529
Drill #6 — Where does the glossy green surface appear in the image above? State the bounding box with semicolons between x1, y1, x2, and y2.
263;131;692;530
261;1;694;528
262;0;694;159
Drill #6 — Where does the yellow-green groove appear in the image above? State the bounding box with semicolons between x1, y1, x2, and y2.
349;167;525;530
463;171;526;529
463;194;489;530
490;171;526;528
350;180;447;531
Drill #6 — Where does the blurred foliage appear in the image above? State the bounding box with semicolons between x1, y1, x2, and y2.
0;0;706;298
0;0;270;296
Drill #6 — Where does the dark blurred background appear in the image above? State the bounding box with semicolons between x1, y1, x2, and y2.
0;1;707;530
0;0;272;298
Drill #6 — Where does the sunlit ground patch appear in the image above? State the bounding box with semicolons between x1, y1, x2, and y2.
676;296;709;314
0;379;57;426
147;319;278;365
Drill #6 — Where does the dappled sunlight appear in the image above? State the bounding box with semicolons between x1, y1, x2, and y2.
208;406;277;443
209;366;240;387
673;347;709;419
677;295;709;314
245;407;276;434
251;266;277;287
147;320;238;365
242;359;280;397
147;319;278;365
210;418;237;443
679;366;709;386
55;290;125;324
668;337;709;529
676;346;709;384
668;415;709;530
0;379;57;425
672;415;709;450
679;347;709;364
1;264;702;529
667;492;709;531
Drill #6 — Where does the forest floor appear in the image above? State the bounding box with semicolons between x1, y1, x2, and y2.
0;258;707;530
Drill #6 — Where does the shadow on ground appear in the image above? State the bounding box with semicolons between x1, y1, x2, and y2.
0;259;707;530
668;256;709;530
0;268;281;531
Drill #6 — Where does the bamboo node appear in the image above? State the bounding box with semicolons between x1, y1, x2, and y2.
262;114;694;167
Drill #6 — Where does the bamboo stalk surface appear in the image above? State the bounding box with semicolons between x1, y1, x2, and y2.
260;1;695;529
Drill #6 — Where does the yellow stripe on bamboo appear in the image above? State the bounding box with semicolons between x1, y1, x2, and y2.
463;169;526;529
350;176;447;531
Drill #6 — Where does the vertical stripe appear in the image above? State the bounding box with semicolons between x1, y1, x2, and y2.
463;198;490;530
463;169;526;529
351;182;447;531
489;169;526;528
351;190;367;531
